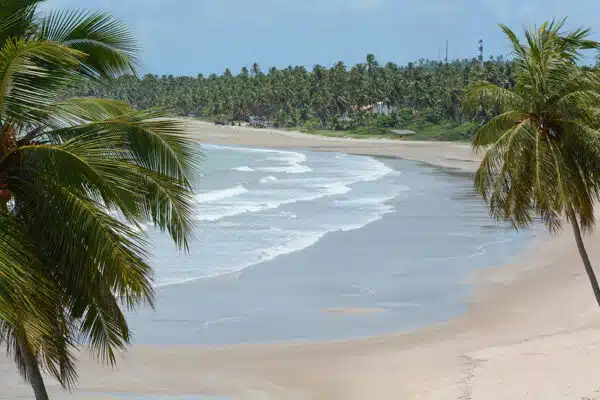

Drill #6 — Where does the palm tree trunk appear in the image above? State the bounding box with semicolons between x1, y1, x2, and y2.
16;330;50;400
568;209;600;308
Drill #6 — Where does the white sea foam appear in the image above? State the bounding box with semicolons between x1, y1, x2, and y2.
350;156;394;182
322;182;352;196
158;202;398;287
334;187;410;207
197;204;269;222
280;211;298;219
157;231;332;287
154;230;325;287
251;200;397;267
467;238;514;259
155;144;408;286
177;191;401;286
252;231;327;266
195;185;248;203
233;166;254;172
207;144;313;174
259;164;313;174
337;207;395;232
259;176;278;183
195;183;352;222
259;150;313;174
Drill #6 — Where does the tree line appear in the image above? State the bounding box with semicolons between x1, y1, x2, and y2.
70;55;517;132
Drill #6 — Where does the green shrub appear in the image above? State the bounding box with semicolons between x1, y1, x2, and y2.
373;114;397;128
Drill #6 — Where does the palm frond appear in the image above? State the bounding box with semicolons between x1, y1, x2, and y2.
17;179;154;302
0;0;39;45
37;309;78;389
558;120;600;230
472;111;528;149
0;38;83;123
466;19;600;233
500;24;528;59
23;183;153;364
462;81;524;114
0;212;67;386
0;3;200;395
39;108;199;248
0;211;56;337
36;10;139;79
475;119;538;228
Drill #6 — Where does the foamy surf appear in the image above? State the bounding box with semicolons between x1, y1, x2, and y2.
157;200;394;288
194;183;354;222
233;166;254;172
130;146;540;347
260;176;278;183
195;185;248;203
258;164;313;174
152;144;407;287
205;144;313;175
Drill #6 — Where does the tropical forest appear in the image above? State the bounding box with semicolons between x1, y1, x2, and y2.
70;55;519;140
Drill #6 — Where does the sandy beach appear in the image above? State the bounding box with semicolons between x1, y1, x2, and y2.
183;120;482;173
4;121;600;399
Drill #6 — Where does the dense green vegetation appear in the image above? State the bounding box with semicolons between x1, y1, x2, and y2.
300;121;479;141
69;55;518;140
464;20;600;306
0;2;196;399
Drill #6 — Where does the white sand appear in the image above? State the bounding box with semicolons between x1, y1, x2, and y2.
185;120;482;172
3;121;600;399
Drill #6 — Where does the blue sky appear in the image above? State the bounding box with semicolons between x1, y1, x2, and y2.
44;0;600;76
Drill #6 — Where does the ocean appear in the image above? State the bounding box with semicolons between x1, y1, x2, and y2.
127;144;540;344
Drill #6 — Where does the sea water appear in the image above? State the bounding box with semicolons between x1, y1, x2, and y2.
148;144;405;286
127;144;540;344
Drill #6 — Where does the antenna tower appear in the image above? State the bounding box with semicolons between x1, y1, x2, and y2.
445;40;449;64
478;38;484;67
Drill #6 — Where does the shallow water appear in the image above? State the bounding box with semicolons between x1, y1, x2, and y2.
126;145;540;345
146;144;402;286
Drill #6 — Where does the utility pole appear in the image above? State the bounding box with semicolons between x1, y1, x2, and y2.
445;40;449;64
478;38;484;67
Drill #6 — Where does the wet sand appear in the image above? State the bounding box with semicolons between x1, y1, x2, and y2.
3;121;600;399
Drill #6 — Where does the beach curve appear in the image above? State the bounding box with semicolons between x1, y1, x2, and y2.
3;121;600;399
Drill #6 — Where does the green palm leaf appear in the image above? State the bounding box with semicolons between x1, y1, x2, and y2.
0;38;83;122
0;5;199;399
36;9;138;79
464;19;600;309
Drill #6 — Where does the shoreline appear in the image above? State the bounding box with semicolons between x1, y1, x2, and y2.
184;119;482;173
4;121;600;399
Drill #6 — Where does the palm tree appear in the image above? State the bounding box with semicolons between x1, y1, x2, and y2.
0;3;196;399
251;62;261;78
463;19;600;307
68;52;520;134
